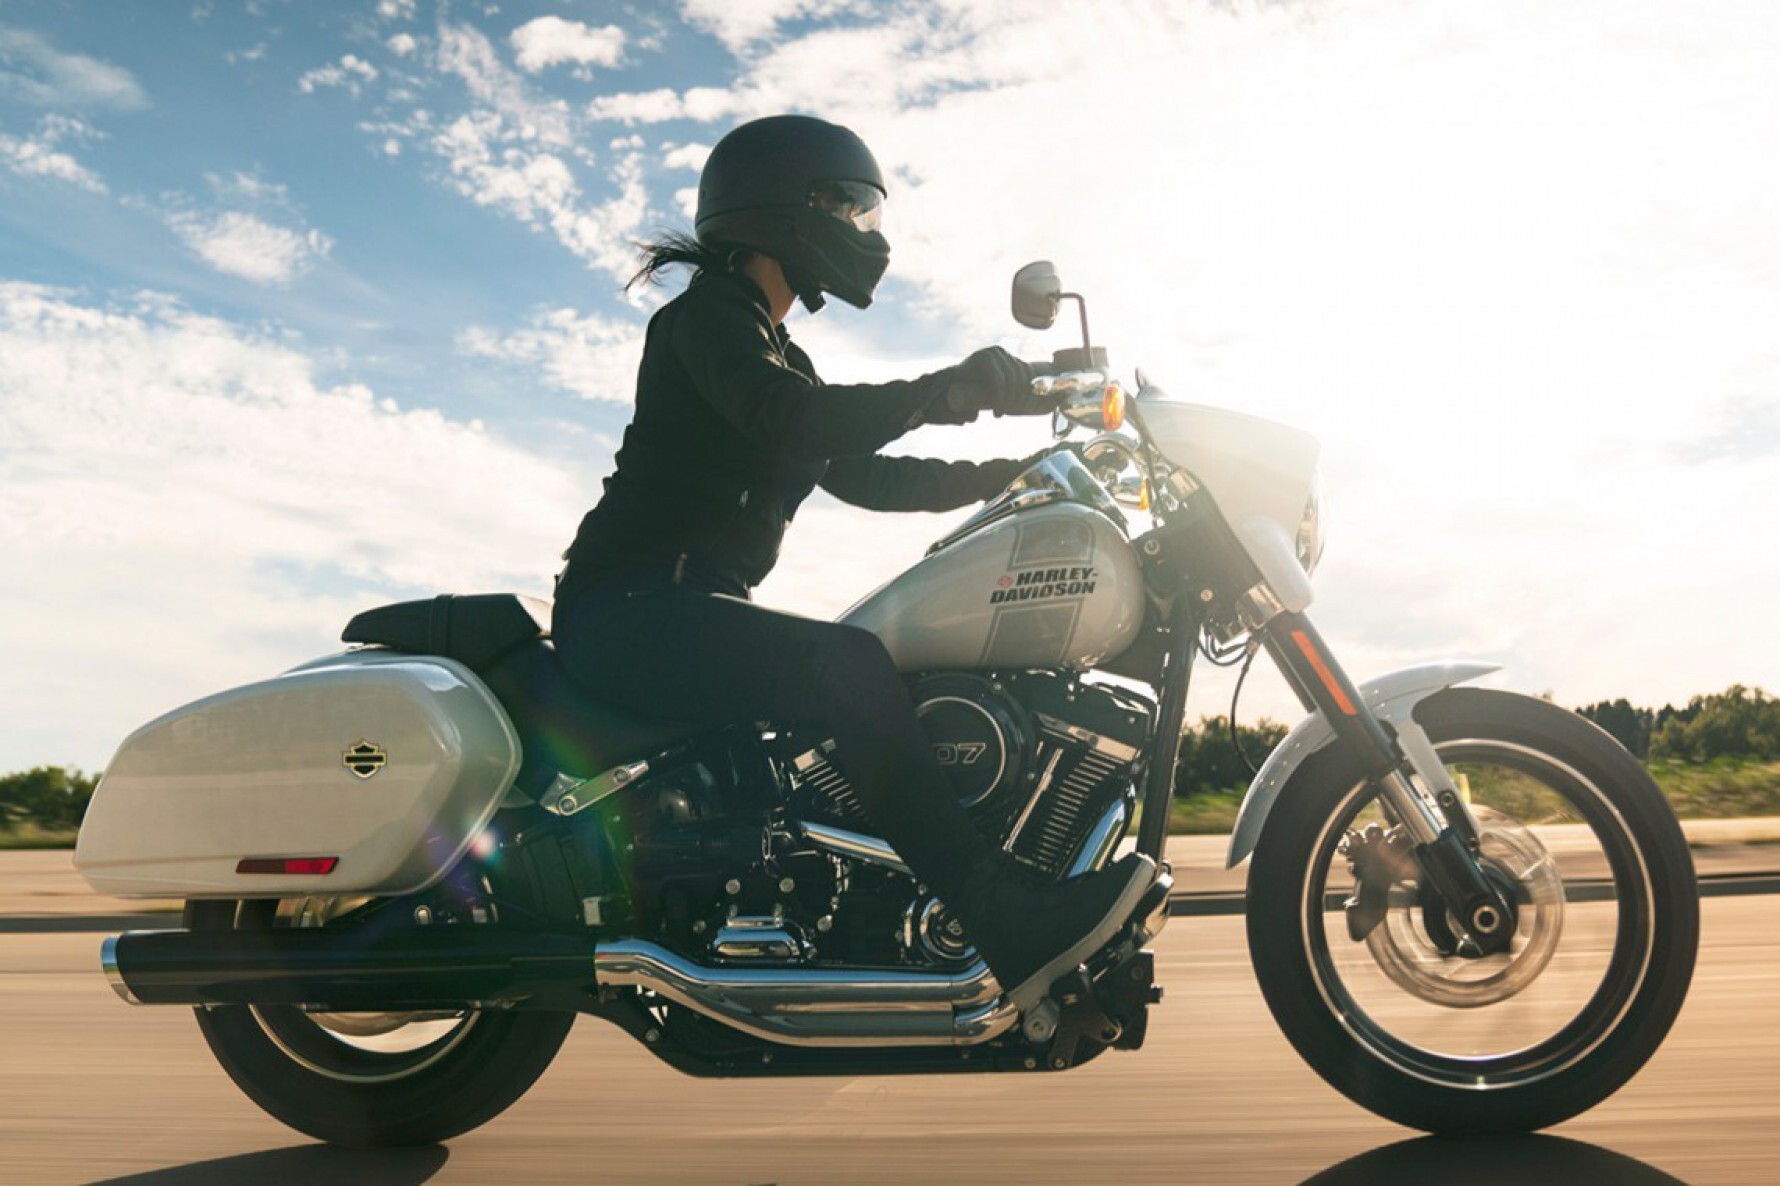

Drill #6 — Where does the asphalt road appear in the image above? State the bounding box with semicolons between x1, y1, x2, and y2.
2;897;1775;1186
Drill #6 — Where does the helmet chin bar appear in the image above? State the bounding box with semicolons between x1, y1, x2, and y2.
701;207;887;312
783;262;828;313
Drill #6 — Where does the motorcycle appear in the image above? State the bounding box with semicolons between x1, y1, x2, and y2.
74;261;1698;1147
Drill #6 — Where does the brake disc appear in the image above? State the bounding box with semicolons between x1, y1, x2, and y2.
1360;806;1567;1009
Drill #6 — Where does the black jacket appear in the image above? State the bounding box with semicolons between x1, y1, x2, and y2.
561;270;1025;598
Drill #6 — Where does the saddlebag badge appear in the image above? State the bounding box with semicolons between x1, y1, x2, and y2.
342;740;388;780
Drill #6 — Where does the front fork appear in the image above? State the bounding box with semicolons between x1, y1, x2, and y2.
1260;612;1515;955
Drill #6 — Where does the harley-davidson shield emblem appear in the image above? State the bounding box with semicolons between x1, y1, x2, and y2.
343;740;388;780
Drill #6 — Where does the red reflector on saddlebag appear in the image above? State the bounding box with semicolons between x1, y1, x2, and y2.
236;857;340;875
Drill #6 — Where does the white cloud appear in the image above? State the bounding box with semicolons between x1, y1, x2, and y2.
168;210;333;284
0;284;587;770
0;26;147;110
510;17;626;73
388;32;418;57
298;53;378;95
435;22;572;145
661;141;710;171
459;308;645;403
0;114;106;192
432;112;578;223
377;0;416;21
415;23;655;281
680;0;850;52
586;85;737;125
590;0;1780;717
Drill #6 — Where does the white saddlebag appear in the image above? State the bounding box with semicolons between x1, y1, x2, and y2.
75;652;520;898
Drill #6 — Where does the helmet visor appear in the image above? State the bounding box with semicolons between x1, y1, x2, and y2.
807;179;884;233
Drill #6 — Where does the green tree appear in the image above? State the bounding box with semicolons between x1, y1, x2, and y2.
1577;698;1654;759
1650;685;1780;762
1174;716;1289;798
0;767;98;832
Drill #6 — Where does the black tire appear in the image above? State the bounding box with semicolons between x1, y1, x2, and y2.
185;844;577;1147
1246;688;1698;1135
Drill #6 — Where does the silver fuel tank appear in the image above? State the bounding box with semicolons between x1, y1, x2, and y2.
841;499;1144;671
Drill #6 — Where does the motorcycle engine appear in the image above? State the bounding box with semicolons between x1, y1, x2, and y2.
569;671;1151;972
770;671;1153;968
790;671;1152;880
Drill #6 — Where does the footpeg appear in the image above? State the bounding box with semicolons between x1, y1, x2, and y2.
1035;967;1120;1069
1096;949;1159;1050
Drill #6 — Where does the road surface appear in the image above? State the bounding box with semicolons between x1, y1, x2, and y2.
1;896;1774;1185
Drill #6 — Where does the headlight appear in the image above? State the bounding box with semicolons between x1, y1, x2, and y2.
1296;469;1327;577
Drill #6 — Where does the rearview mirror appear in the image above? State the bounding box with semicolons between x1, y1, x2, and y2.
1011;260;1062;330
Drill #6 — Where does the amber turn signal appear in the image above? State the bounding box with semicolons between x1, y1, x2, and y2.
1102;382;1125;431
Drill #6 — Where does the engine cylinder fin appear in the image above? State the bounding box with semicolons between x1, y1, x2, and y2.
1011;742;1130;877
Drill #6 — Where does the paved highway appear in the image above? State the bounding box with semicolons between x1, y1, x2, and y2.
2;896;1774;1185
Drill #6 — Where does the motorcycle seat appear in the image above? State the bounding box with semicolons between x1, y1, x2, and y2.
342;593;553;672
342;594;708;793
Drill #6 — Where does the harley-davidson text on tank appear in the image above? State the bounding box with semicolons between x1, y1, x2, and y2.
990;566;1098;605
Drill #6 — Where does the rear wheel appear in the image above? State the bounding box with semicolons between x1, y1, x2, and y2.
187;845;576;1146
1246;689;1698;1134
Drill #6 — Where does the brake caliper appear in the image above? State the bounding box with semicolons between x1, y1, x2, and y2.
1342;823;1418;942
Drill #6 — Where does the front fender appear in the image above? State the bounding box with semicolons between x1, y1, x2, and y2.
1225;662;1501;869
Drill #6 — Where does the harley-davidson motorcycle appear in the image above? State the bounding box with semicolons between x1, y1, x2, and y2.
75;262;1698;1147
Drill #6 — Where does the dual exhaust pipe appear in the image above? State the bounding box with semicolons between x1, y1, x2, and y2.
101;870;1170;1048
101;927;1018;1048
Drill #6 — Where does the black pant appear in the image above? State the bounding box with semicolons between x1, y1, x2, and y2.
553;582;991;902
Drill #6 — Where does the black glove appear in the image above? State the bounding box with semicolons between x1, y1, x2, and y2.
933;346;1050;421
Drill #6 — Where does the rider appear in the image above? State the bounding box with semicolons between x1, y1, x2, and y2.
554;114;1156;1010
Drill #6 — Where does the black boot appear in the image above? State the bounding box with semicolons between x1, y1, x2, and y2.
953;852;1158;1012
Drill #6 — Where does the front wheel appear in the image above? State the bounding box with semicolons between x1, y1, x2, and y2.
1246;688;1698;1134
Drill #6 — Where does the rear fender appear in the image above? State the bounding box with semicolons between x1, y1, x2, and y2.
1225;662;1500;869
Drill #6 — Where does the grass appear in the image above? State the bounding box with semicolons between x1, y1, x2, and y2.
0;825;81;850
1164;759;1780;834
1648;758;1780;819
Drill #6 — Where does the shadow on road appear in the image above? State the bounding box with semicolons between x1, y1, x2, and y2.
1303;1134;1684;1185
86;1143;448;1186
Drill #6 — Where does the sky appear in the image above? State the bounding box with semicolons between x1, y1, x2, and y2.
2;0;1776;773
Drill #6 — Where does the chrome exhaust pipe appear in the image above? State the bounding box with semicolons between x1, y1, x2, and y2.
593;939;1018;1047
102;927;1018;1048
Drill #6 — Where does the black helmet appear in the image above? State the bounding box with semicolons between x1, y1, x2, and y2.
695;114;889;311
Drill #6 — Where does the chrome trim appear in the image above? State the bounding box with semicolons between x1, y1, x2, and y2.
1235;581;1287;634
902;897;975;965
799;821;911;876
1003;748;1063;852
251;1006;481;1084
1134;868;1175;943
927;488;1063;555
541;760;649;817
1377;767;1445;847
1066;795;1133;877
711;916;812;963
593;939;1013;1048
927;449;1125;556
954;996;1022;1043
1033;713;1140;763
101;935;141;1006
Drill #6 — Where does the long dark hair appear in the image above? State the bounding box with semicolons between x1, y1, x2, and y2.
625;230;748;293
